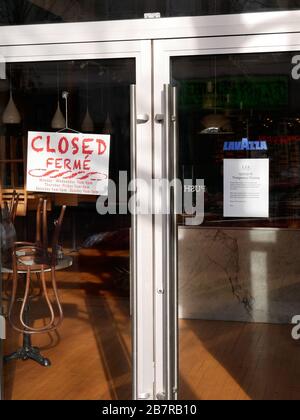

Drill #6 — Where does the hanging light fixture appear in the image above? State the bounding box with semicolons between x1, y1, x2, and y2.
82;62;94;132
102;66;113;135
103;113;113;134
201;114;232;134
202;80;215;110
82;108;94;132
200;57;232;135
2;65;22;125
51;64;66;130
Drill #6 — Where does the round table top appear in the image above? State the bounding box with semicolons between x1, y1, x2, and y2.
1;255;73;274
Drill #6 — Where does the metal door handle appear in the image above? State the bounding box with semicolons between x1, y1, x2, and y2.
161;84;178;400
130;84;138;400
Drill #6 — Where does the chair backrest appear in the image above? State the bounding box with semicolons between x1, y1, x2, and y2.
51;205;67;266
10;190;20;223
1;189;27;217
35;197;66;265
36;197;45;248
1;190;20;224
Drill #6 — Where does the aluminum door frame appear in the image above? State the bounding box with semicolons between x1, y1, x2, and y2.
0;39;154;401
1;10;300;45
153;32;300;399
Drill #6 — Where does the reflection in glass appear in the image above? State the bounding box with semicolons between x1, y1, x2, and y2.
1;0;300;25
1;58;135;400
176;51;300;401
172;52;300;228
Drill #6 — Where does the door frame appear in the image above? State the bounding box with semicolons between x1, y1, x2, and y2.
0;10;300;45
0;39;154;400
152;32;300;399
1;10;300;401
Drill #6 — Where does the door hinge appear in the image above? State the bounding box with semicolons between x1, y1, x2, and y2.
0;315;6;340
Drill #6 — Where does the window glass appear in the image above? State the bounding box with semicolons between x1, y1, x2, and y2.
174;51;300;401
172;52;300;228
1;58;134;399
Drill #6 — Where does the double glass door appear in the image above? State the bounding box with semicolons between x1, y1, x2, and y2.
2;25;300;401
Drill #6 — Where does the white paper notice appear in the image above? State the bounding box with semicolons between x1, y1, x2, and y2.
27;131;111;196
224;159;269;218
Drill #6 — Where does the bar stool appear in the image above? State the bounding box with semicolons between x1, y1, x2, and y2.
5;198;67;367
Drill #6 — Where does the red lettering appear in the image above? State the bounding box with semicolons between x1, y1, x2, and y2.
31;135;43;153
64;159;71;170
73;160;81;170
82;138;93;155
72;137;79;155
46;135;55;153
97;139;107;155
55;159;63;169
83;159;91;170
58;137;69;154
46;158;54;168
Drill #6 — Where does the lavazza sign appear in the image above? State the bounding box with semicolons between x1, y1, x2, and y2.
224;138;268;152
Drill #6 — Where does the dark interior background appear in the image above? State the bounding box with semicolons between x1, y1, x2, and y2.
0;58;134;244
1;0;300;25
172;52;300;228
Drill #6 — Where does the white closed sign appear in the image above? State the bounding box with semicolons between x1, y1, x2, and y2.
27;131;111;196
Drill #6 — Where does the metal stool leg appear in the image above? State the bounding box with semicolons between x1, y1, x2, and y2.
4;303;51;368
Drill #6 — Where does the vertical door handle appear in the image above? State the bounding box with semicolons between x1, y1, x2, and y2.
130;84;138;400
171;85;179;401
161;84;179;400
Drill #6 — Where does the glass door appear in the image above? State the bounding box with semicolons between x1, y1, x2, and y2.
0;39;154;400
154;34;300;400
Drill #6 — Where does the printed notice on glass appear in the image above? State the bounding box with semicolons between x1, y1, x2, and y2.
224;159;269;218
27;131;111;196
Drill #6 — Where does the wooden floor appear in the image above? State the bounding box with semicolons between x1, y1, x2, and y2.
3;247;300;400
180;320;300;400
4;248;132;401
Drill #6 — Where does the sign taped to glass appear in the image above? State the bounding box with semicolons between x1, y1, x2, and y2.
224;159;269;218
26;131;111;196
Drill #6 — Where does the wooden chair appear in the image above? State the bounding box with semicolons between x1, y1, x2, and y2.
1;188;27;218
1;189;20;224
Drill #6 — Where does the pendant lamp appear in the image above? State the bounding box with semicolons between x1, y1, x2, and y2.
81;62;94;132
2;67;21;125
51;101;66;130
200;56;232;135
82;107;94;132
51;64;66;130
200;113;232;135
103;113;113;134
